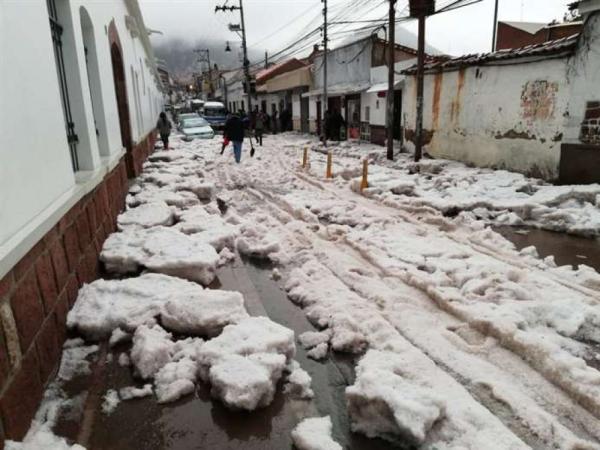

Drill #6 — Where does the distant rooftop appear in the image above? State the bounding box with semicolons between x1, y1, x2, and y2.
500;21;547;35
403;34;578;75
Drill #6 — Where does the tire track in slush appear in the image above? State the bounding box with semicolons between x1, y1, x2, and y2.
205;146;600;447
243;153;600;446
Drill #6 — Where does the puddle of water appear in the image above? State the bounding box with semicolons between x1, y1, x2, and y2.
495;226;600;272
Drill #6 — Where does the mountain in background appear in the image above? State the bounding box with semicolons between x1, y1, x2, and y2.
153;38;263;81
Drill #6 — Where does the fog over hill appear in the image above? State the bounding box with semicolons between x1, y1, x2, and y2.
153;24;443;83
153;38;263;81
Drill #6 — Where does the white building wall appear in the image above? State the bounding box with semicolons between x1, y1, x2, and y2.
362;92;386;126
292;95;301;120
0;1;76;250
313;39;372;89
403;58;570;179
0;0;163;277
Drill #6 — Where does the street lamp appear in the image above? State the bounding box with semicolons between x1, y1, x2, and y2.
215;1;253;113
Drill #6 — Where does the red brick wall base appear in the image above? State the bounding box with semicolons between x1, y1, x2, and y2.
0;131;156;443
127;133;157;178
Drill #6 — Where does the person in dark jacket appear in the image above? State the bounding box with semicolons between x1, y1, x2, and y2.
156;112;172;149
330;108;345;141
223;112;245;163
272;110;278;134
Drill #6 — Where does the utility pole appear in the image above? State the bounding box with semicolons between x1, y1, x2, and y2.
409;0;434;162
386;0;397;161
265;50;268;69
414;14;426;162
215;1;252;113
321;0;328;147
492;0;499;52
194;49;212;98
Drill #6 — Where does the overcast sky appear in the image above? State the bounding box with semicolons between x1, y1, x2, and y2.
141;0;573;58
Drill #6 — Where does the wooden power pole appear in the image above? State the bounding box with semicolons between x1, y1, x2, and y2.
321;0;328;147
492;0;499;51
410;0;434;162
386;0;397;160
215;0;252;112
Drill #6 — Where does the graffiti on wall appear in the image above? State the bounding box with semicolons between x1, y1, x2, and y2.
520;80;558;121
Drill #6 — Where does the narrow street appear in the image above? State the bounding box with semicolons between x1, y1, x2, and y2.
6;1;600;449
14;132;600;450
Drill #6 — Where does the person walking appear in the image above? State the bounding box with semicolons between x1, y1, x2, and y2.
330;108;346;141
223;112;245;163
220;112;232;155
156;112;172;149
255;110;265;146
272;110;278;134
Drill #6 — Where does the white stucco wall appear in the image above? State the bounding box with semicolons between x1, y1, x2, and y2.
0;0;163;277
292;95;301;119
403;58;570;179
0;1;76;249
313;39;372;89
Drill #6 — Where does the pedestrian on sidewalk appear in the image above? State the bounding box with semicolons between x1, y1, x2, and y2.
156;112;172;149
224;112;245;163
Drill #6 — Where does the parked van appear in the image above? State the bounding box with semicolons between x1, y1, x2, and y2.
202;101;227;130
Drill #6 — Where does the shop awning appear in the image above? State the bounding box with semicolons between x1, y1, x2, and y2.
301;81;371;98
366;78;405;93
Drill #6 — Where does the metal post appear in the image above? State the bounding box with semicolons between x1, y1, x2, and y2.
360;159;368;192
265;50;268;69
220;74;228;108
492;0;499;52
321;0;328;147
239;0;252;113
414;13;425;162
386;0;396;160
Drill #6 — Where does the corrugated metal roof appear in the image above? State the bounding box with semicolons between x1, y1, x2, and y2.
402;34;579;75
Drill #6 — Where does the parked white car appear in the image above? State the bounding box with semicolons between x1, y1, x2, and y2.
180;117;214;141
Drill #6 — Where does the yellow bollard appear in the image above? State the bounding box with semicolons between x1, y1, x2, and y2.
302;147;308;169
326;150;333;178
360;159;368;192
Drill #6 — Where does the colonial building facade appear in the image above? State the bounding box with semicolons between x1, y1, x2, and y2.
402;1;600;182
0;0;163;441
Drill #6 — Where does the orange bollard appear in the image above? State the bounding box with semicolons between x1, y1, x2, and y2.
326;150;333;178
360;159;368;192
302;147;308;169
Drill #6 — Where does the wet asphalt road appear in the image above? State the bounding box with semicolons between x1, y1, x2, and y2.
56;256;402;450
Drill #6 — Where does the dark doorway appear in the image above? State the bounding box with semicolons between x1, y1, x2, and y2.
316;100;322;136
300;97;309;133
110;43;132;168
327;96;341;114
393;90;402;141
261;100;267;113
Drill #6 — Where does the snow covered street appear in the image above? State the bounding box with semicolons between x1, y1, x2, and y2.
9;132;600;449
